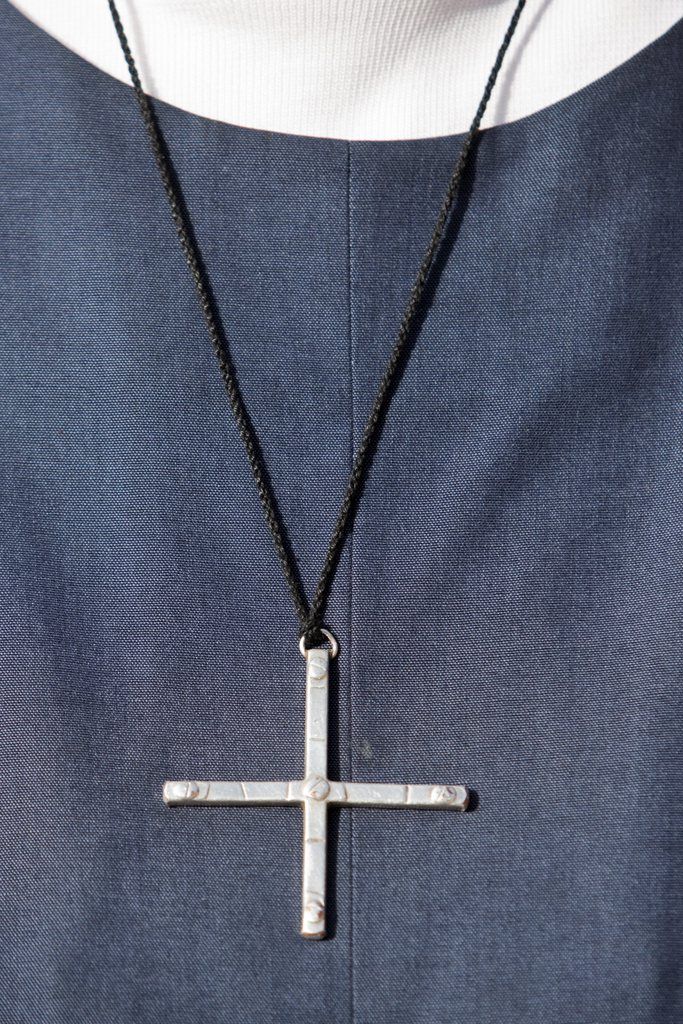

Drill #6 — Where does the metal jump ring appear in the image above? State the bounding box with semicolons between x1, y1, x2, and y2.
299;628;339;659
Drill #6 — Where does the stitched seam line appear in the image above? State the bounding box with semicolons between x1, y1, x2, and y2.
345;138;356;1024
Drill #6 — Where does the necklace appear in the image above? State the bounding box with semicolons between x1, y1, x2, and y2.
108;0;527;939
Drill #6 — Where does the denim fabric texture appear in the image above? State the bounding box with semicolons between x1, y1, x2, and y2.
0;4;682;1022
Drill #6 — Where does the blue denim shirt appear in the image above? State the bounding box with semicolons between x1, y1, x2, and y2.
0;4;681;1021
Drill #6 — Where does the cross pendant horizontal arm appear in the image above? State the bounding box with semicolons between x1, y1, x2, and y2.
163;778;469;809
164;647;468;939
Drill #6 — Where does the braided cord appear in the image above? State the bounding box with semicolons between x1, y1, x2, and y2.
107;0;527;646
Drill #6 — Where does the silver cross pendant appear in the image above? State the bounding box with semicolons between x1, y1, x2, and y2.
163;641;469;939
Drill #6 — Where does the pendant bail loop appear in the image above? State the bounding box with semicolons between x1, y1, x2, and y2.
299;628;338;659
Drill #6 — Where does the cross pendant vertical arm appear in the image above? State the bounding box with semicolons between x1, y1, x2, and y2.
300;647;331;937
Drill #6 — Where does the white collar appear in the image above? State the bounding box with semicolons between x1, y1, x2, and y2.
10;0;683;140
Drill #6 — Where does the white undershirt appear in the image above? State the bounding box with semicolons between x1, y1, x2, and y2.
9;0;683;140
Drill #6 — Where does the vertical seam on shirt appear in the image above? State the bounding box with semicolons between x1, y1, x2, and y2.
345;138;356;1024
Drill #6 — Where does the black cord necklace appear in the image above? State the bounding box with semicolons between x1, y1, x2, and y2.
107;0;527;652
107;0;528;942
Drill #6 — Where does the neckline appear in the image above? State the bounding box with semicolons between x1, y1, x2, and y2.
7;0;683;141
